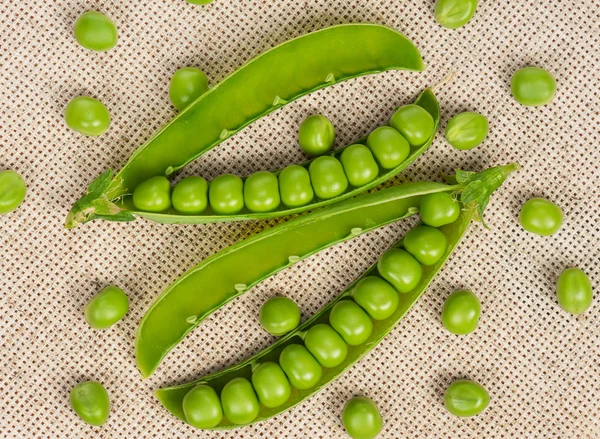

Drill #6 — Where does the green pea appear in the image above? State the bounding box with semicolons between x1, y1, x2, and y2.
352;276;399;320
377;249;423;293
244;171;281;213
0;170;26;214
441;290;481;335
445;112;488;150
340;144;379;187
183;385;223;429
64;96;111;137
132;176;171;212
404;225;448;266
342;396;383;439
278;165;314;208
390;104;435;147
329;300;373;346
298;115;335;157
85;286;129;329
279;344;322;390
556;268;593;314
511;67;557;107
434;0;478;29
220;377;260;425
70;381;110;426
519;197;563;236
169;67;209;111
251;362;292;408
172;176;208;214
366;126;410;169
420;192;461;227
444;379;489;417
73;11;118;52
259;297;301;336
309;156;348;200
209;174;244;215
304;324;348;368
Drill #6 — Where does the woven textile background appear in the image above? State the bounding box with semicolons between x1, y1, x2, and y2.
1;0;599;437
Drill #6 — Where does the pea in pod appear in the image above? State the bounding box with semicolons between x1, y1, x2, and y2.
65;24;425;228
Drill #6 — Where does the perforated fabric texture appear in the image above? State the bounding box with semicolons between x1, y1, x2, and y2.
1;0;599;438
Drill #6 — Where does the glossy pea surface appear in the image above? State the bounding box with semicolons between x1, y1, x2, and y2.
170;67;209;111
309;156;348;199
519;198;563;236
420;192;460;227
366;126;410;169
172;176;208;214
278;165;314;208
352;276;399;320
132;176;171;212
444;379;490;417
511;67;557;106
0;170;26;214
304;324;348;368
404;225;448;266
244;171;281;213
434;0;478;29
556;268;593;314
442;290;481;335
298;115;335;157
342;396;383;439
329;300;373;345
279;344;322;390
445;112;488;150
252;362;292;408
209;174;244;214
220;377;260;425
183;385;223;429
377;248;423;293
390;104;435;147
70;381;110;426
85;286;129;329
259;297;300;336
65;96;111;137
340;144;379;187
73;11;118;52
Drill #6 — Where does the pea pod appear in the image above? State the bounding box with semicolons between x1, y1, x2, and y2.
65;24;425;227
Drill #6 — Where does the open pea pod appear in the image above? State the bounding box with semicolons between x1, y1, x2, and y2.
66;24;425;228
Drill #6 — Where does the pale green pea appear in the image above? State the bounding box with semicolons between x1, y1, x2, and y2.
172;176;208;214
298;115;335;157
170;67;209;111
251;362;292;408
220;377;260;425
304;324;348;368
73;11;118;52
511;67;557;107
434;0;479;29
279;344;322;390
244;171;281;213
419;192;461;227
0;170;26;214
403;225;448;266
85;286;129;329
556;268;593;314
278;165;314;208
132;176;171;212
259;297;301;336
390;104;435;147
209;174;244;214
377;248;423;293
444;379;490;417
445;112;488;150
366;126;410;169
342;396;383;439
329;300;373;346
340;144;379;187
352;276;399;320
64;96;111;137
441;290;481;335
309;156;348;200
70;381;110;426
183;385;223;429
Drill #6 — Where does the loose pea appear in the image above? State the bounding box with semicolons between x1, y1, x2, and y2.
556;268;593;314
298;115;335;157
445;112;488;150
64;96;111;137
172;176;208;214
85;286;129;329
169;67;209;111
420;192;461;227
132;176;171;212
434;0;478;29
309;156;348;200
404;225;448;266
183;385;223;429
342;396;383;439
279;344;322;390
70;381;110;426
278;165;314;208
244;171;281;213
511;67;557;107
390;104;435;147
329;300;373;346
259;297;301;336
366;126;410;169
519;198;563;236
377;248;423;293
352;276;399;320
251;362;292;408
220;377;260;425
209;174;244;214
340;144;379;187
441;290;481;335
444;379;490;417
0;170;26;214
304;324;348;368
73;11;118;52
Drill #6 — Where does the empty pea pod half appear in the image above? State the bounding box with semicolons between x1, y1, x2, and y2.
65;24;426;228
154;164;518;428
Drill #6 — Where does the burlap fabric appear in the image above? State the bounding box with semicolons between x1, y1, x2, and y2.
1;0;598;437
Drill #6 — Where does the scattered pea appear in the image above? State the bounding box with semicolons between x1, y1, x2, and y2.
298;115;335;157
259;297;301;336
366;126;410;169
64;96;111;137
340;144;379;187
309;156;348;199
244;171;281;213
279;344;322;389
444;379;489;417
183;385;223;429
304;324;348;368
251;362;292;408
445;112;488;150
556;268;593;314
220;377;260;425
172;176;208;214
169;67;209;111
209;174;244;214
519;197;563;236
73;11;118;52
434;0;479;29
329;300;373;346
132;176;171;212
404;225;448;266
342;396;383;439
0;170;26;214
511;67;557;106
390;104;435;147
420;192;461;227
352;276;399;320
278;165;314;208
70;381;110;426
85;286;129;329
441;290;481;335
377;248;423;293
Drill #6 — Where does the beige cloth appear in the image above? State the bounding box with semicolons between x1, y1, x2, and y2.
1;0;599;437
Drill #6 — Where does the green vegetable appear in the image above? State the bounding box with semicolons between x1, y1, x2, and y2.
0;170;26;214
169;67;209;111
342;396;383;439
366;126;410;169
278;165;314;208
220;377;260;425
511;67;557;106
519;197;563;236
244;171;280;213
132;176;171;213
434;0;479;29
70;381;110;426
351;276;399;320
259;297;301;336
298;115;335;157
556;268;593;314
85;286;129;329
251;362;291;408
441;290;480;334
445;112;488;150
172;176;208;214
377;249;423;293
73;11;118;52
183;385;223;429
444;379;489;417
64;96;111;137
279;344;323;389
304;324;348;368
309;156;348;199
390;104;434;147
329;300;373;346
419;192;460;227
340;144;379;187
404;225;448;265
209;174;244;214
